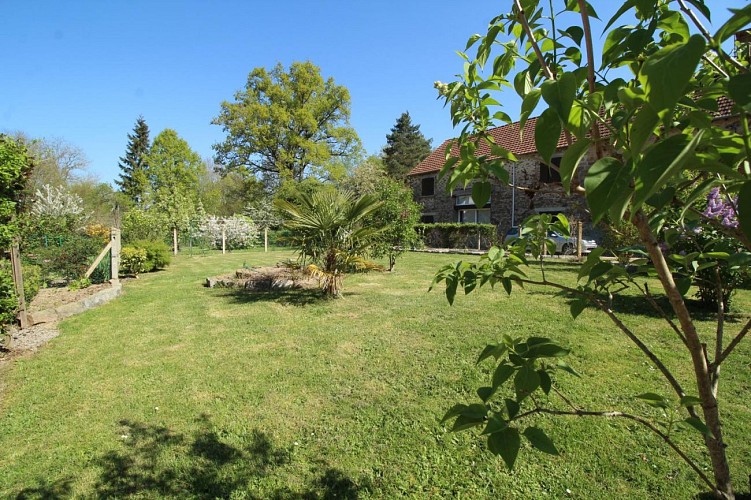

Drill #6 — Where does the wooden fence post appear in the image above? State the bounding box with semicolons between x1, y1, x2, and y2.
10;242;28;329
577;221;583;262
110;228;121;284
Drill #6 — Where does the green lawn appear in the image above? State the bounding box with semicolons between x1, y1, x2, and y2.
0;250;749;498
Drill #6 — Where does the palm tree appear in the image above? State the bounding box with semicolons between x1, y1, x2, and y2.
275;190;382;297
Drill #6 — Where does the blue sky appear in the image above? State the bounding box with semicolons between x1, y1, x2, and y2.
1;1;740;185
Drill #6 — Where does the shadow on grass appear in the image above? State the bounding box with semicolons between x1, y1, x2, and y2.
213;288;325;307
15;414;370;499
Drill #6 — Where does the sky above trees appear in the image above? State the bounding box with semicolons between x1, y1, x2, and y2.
1;1;740;185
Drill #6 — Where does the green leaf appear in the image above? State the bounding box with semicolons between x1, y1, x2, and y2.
477;343;508;364
738;181;751;242
570;298;587;319
730;73;751;114
675;276;692;297
715;5;751;44
577;247;605;281
560;25;584;46
488;427;521;470
452;414;485;432
514;364;541;400
557;359;580;377
684;417;714;438
520;88;542;131
514;71;533;98
541;72;577;122
632;132;704;212
538;370;552;395
584;157;631;224
679;396;702;407
493;363;516;389
481;415;508;435
477;386;495;402
525;343;570;358
728;252;751;269
638;35;706;120
501;277;513;295
535;108;561;166
504;398;520;419
465;33;482;50
441;403;468;424
560;138;591;193
523;427;559;455
637;392;670;409
472;181;492;208
603;0;634;32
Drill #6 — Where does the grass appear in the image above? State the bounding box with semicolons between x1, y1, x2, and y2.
0;249;749;498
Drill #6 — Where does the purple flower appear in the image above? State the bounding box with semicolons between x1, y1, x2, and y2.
703;188;738;229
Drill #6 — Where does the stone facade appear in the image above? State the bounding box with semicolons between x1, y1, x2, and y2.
409;150;594;235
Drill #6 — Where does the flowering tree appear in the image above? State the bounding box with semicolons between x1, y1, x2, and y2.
197;215;259;251
431;2;751;498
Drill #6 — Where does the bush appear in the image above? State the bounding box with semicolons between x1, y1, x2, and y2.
122;208;169;244
415;223;497;249
0;261;17;331
120;246;147;277
24;232;102;284
132;240;171;272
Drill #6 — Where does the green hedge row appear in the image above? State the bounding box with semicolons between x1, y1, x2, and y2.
415;223;498;250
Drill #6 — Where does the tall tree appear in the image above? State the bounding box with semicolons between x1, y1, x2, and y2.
147;129;202;253
116;116;151;206
212;61;360;185
382;111;432;180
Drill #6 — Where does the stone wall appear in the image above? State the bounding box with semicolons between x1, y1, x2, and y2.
409;150;593;234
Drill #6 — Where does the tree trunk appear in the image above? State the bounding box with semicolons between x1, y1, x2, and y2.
173;228;178;255
264;227;268;253
634;212;733;498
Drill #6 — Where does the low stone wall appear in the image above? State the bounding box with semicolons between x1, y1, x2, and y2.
28;283;123;325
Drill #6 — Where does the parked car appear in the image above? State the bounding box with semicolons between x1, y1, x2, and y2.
504;227;597;254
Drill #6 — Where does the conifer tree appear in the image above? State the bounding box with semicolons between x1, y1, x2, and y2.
382;111;432;180
116;116;150;205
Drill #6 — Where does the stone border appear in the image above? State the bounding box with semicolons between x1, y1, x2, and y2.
27;283;123;325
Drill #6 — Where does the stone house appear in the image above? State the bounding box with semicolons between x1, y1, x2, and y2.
407;117;597;235
407;97;736;236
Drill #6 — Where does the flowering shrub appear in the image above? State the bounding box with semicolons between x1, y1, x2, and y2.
30;184;86;220
197;215;258;250
670;188;748;311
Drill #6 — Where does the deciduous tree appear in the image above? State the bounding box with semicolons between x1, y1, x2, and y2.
432;2;751;498
212;61;360;185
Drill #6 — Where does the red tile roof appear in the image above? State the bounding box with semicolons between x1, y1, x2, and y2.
409;96;737;177
409;117;571;177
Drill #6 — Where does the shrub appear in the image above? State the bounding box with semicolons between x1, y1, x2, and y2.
68;277;91;290
85;223;111;244
120;246;147;277
0;261;17;332
415;223;497;249
132;239;171;272
122;208;169;244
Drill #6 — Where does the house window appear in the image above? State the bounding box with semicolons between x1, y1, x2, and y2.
458;209;490;223
421;177;435;196
540;156;562;184
455;194;490;207
420;214;435;223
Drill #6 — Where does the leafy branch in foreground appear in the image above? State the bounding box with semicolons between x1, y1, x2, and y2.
433;1;750;497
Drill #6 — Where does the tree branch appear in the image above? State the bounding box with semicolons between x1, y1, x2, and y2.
513;0;555;80
675;0;746;73
635;282;689;348
513;277;690;403
715;317;751;367
512;406;717;493
577;0;605;160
